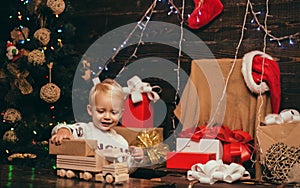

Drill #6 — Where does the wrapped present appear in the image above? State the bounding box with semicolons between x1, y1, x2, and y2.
257;122;300;184
114;126;168;165
262;142;299;184
179;125;254;164
122;76;160;128
257;122;300;161
166;152;216;170
135;128;169;165
49;139;97;156
123;93;153;128
176;138;223;160
114;126;163;146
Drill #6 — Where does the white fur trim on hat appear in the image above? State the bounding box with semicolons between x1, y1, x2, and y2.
6;41;14;48
241;50;272;94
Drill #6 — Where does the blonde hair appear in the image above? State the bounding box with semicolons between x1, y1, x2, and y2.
88;78;125;107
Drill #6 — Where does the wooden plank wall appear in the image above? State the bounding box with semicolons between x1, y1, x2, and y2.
68;0;300;135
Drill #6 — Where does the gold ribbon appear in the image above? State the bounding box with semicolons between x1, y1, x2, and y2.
136;129;162;147
134;129;169;165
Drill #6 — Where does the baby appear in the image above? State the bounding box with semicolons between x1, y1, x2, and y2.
50;78;144;170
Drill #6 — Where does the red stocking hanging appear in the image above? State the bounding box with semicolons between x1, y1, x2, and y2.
187;0;224;29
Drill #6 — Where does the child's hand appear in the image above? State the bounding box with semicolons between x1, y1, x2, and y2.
50;128;74;145
129;146;144;161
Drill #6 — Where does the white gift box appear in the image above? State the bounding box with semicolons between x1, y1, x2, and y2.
176;138;223;160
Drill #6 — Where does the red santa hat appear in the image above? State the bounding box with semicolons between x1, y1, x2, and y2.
242;51;281;114
6;41;15;48
6;41;21;62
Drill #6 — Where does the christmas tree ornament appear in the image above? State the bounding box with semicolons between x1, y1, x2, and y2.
40;62;61;103
6;63;33;95
20;48;30;57
10;27;30;44
2;130;18;142
27;0;44;15
6;41;21;62
27;49;46;66
0;69;7;80
41;140;49;145
3;108;22;123
14;71;34;95
34;28;51;46
46;0;65;15
40;83;61;103
8;153;37;161
187;0;223;29
242;50;281;114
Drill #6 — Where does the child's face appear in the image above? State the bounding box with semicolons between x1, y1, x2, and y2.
87;91;123;131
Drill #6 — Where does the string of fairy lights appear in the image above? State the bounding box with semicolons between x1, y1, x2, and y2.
2;0;298;158
195;0;299;129
116;0;158;77
205;0;251;129
92;0;298;132
255;0;270;134
172;0;185;145
0;0;298;170
94;0;158;78
91;0;186;140
249;1;299;47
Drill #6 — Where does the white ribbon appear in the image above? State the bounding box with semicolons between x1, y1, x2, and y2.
122;76;160;104
280;109;300;123
264;109;300;125
264;113;284;125
187;160;250;185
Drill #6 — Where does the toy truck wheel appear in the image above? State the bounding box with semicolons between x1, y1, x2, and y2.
66;170;75;178
104;173;115;184
83;172;93;181
58;169;66;177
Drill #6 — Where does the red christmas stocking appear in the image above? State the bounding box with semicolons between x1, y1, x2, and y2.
251;55;281;114
187;0;223;29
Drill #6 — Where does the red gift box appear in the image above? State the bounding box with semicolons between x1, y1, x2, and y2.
179;125;254;164
122;93;153;128
166;152;216;170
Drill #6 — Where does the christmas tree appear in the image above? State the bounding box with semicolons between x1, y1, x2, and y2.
0;0;79;168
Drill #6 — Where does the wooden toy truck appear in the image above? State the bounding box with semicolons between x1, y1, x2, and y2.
49;140;130;184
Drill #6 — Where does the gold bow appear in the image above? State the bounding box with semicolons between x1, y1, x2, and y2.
135;129;169;165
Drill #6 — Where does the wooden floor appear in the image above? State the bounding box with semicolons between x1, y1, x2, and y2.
0;164;297;188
